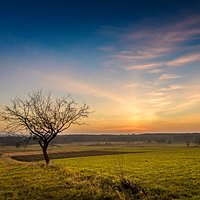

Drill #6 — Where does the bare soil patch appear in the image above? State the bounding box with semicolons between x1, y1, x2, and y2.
11;150;142;162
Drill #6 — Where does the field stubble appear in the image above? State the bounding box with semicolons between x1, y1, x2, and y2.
0;143;200;199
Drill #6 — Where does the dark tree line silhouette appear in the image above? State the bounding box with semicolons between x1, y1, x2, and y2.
1;133;200;146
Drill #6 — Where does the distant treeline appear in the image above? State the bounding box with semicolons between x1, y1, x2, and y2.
0;133;200;146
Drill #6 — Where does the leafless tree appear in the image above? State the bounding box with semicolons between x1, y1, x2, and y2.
0;90;90;165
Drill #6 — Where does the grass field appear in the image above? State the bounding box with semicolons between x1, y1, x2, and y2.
0;143;200;199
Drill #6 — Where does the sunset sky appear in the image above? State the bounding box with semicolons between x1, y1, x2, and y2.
0;0;200;133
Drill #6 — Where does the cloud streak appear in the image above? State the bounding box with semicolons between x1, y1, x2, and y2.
126;63;161;70
33;70;127;105
158;73;181;81
104;13;200;71
167;53;200;66
124;52;200;72
160;85;184;91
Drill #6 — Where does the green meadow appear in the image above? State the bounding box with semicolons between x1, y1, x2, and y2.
0;144;200;199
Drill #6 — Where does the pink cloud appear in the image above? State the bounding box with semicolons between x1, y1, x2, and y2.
126;14;200;48
113;50;157;61
126;63;162;70
105;14;200;68
158;73;181;80
147;69;164;74
167;53;200;66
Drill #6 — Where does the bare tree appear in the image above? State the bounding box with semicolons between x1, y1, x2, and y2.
0;90;90;165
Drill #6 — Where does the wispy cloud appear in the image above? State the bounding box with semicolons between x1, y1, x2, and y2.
167;53;200;66
160;85;184;91
149;92;164;96
113;50;161;61
148;97;168;103
126;63;162;70
158;73;181;80
32;70;127;104
188;93;200;102
123;52;200;71
125;14;200;51
147;69;165;74
103;14;200;70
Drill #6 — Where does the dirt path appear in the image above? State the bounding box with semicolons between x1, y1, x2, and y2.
10;150;142;162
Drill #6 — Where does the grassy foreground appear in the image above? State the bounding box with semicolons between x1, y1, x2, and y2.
0;144;200;199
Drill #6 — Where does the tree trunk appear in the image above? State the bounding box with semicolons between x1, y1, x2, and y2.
42;146;50;165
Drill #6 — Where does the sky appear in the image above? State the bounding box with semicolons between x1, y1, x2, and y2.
0;0;200;133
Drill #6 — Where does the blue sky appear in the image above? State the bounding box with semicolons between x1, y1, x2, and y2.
0;0;200;133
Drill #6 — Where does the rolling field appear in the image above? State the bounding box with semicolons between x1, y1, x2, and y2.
0;143;200;199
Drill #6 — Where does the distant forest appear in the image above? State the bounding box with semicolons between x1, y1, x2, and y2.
0;133;200;146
